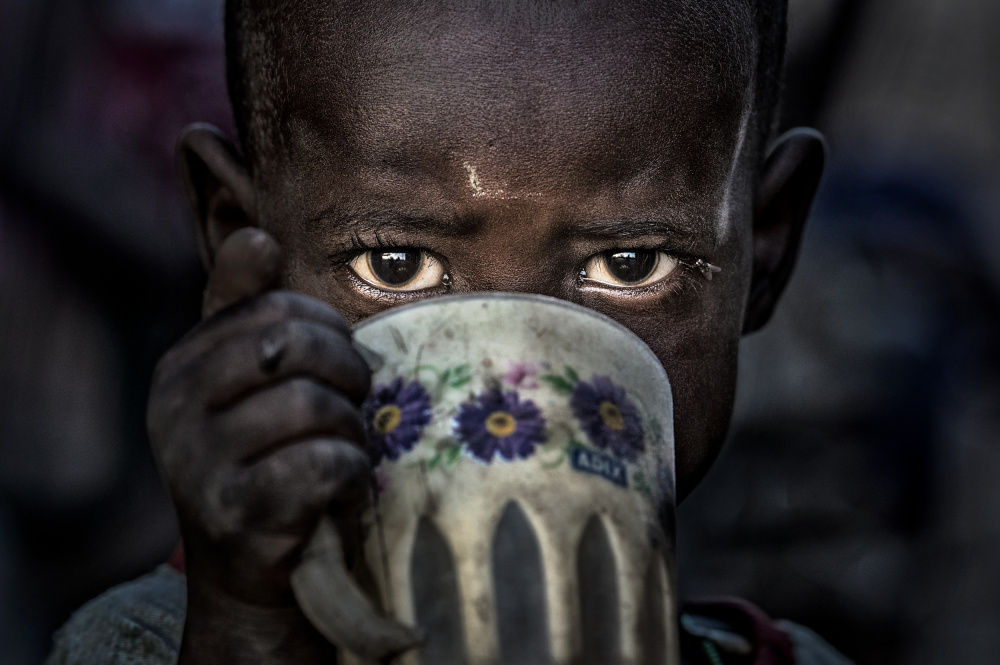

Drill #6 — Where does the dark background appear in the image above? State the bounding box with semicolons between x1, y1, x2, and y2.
1;1;998;663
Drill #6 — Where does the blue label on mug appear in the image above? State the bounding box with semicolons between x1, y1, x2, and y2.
570;447;628;488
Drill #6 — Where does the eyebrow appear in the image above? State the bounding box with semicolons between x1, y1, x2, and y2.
309;206;713;249
572;216;710;248
308;207;479;239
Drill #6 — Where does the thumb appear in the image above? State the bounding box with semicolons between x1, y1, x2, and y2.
202;228;282;319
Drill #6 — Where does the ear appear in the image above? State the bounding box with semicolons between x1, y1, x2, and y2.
743;128;827;333
177;123;258;272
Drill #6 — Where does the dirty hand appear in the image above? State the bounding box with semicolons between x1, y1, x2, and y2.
147;228;372;664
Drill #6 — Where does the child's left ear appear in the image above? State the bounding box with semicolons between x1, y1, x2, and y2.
743;127;826;333
176;124;258;272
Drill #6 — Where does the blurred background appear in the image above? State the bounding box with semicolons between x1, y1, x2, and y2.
0;0;997;663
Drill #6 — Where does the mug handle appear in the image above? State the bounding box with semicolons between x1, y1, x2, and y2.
291;515;423;661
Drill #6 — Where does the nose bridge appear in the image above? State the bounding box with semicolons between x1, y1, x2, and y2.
472;270;568;298
455;212;574;297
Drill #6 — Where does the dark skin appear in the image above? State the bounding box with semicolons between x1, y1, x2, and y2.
151;3;825;663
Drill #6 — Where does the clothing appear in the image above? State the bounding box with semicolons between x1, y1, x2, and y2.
46;567;185;665
46;565;853;665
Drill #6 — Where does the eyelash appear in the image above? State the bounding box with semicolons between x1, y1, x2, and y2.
348;230;395;252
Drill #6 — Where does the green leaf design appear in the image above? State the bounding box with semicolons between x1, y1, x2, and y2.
415;364;440;377
445;446;462;466
448;364;473;388
427;452;443;471
540;451;567;469
542;374;574;395
564;365;580;383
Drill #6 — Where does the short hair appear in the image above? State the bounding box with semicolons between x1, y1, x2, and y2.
225;0;787;172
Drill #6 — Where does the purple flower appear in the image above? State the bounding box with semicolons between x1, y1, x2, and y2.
363;378;432;463
455;389;546;462
570;376;645;461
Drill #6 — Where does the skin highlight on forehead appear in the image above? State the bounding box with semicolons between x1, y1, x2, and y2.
462;161;542;201
716;94;755;242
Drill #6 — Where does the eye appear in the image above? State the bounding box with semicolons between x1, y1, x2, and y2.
582;250;679;288
348;249;447;291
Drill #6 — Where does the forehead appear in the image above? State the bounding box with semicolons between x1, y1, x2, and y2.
265;0;757;214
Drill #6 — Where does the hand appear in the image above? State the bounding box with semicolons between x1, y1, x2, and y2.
148;228;372;664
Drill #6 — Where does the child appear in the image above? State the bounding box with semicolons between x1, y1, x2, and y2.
47;0;844;663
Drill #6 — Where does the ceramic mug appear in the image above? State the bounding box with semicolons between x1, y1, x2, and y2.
293;293;678;665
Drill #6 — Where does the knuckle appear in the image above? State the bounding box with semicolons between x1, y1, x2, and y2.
331;440;368;477
150;345;189;395
149;365;197;431
251;289;293;320
283;318;317;352
287;377;327;423
303;440;363;494
299;442;332;483
257;317;297;357
202;471;246;539
301;322;329;358
288;291;350;330
251;452;292;491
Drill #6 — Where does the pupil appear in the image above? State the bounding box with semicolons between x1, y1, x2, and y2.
370;250;422;286
605;250;656;283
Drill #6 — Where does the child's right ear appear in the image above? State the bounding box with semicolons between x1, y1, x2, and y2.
177;124;258;272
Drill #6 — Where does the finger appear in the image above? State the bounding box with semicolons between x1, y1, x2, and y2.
159;291;354;384
200;291;352;351
203;227;282;318
293;518;423;661
227;437;372;532
197;319;371;409
213;378;367;460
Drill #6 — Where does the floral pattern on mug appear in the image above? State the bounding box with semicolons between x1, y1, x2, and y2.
570;375;645;461
364;377;433;463
455;388;546;462
503;361;540;389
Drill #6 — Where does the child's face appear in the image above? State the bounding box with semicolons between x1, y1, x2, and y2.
193;4;823;498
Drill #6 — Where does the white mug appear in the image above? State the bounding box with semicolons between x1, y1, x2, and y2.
294;293;679;665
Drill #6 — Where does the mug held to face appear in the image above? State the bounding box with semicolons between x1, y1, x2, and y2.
293;294;678;665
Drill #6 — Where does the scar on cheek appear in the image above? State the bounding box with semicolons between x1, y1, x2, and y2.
461;161;541;201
